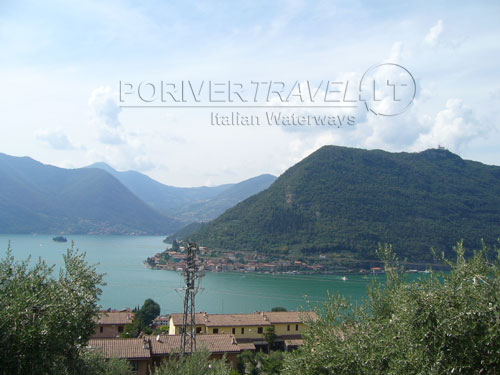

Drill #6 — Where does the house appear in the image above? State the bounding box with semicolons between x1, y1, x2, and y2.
152;315;170;329
92;310;134;338
88;337;151;375
88;334;243;374
168;311;316;350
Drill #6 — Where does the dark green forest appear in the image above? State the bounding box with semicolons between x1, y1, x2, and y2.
190;146;500;263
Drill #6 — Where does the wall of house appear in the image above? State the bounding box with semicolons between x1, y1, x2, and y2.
273;322;305;336
129;359;150;375
92;324;124;338
208;325;266;340
168;320;307;339
168;319;206;335
169;319;177;335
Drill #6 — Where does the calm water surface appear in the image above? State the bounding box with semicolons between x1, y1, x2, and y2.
2;234;375;315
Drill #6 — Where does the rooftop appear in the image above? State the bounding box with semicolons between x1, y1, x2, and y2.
88;334;241;359
88;338;150;359
151;334;241;354
169;311;317;327
96;311;135;325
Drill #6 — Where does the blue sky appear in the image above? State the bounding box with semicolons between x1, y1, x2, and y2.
1;0;499;186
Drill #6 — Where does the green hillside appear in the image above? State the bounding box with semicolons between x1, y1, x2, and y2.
189;146;500;262
0;154;180;234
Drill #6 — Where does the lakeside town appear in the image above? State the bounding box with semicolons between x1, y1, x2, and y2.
144;240;435;275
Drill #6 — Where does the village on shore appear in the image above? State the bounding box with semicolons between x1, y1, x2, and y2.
144;240;434;275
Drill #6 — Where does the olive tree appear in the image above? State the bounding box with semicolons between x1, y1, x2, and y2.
151;350;232;375
283;241;500;375
0;242;106;375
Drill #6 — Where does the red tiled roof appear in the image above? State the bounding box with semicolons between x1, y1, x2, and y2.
264;311;317;324
170;311;316;327
150;334;241;354
89;334;242;360
203;313;272;327
96;311;134;325
88;338;150;359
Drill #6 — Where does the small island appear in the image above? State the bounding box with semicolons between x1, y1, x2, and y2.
52;236;68;243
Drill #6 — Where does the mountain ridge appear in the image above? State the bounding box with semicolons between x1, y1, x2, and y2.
0;153;179;235
86;163;276;222
187;146;500;262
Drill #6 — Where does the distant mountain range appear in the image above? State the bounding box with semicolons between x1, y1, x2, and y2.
86;163;276;223
0;153;174;234
0;153;276;235
188;146;500;262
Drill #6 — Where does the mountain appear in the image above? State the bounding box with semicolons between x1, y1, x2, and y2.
165;222;206;243
87;163;276;222
188;146;500;262
171;174;277;222
0;154;180;235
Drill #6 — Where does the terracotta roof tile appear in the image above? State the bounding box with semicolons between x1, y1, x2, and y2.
88;338;150;359
264;311;317;324
204;313;271;327
150;334;241;355
96;311;134;325
169;311;316;327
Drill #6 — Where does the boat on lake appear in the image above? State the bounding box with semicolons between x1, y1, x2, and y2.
52;236;68;243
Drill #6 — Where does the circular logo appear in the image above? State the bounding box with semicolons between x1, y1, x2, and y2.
359;63;416;116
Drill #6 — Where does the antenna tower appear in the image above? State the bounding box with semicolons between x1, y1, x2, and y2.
180;242;204;354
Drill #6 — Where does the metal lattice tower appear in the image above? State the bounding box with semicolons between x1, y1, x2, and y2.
180;242;204;354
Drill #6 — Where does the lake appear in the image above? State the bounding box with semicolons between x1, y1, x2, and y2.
1;234;374;315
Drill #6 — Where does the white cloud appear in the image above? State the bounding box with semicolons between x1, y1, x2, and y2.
86;143;155;172
412;99;485;152
387;41;404;63
35;129;76;150
88;86;122;128
424;20;444;47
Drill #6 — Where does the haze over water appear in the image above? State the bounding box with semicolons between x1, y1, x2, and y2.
2;234;372;315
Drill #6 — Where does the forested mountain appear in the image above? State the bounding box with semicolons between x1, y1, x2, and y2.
87;163;276;222
0;154;179;234
188;146;500;262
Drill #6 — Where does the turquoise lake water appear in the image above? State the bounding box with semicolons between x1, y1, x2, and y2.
1;234;375;315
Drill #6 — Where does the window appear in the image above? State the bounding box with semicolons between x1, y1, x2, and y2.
241;328;244;334
258;327;263;334
129;360;139;372
232;328;236;335
196;327;202;334
287;324;290;332
99;326;103;333
213;328;219;334
295;324;299;331
118;325;124;333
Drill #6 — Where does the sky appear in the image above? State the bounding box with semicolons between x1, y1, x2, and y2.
1;0;499;187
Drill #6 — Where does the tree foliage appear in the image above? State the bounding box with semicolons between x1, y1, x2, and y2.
283;241;500;374
78;349;133;375
0;242;105;375
190;146;500;264
122;298;161;337
236;350;283;375
151;350;232;375
270;307;287;312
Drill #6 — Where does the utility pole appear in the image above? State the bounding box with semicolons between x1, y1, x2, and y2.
180;242;204;354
